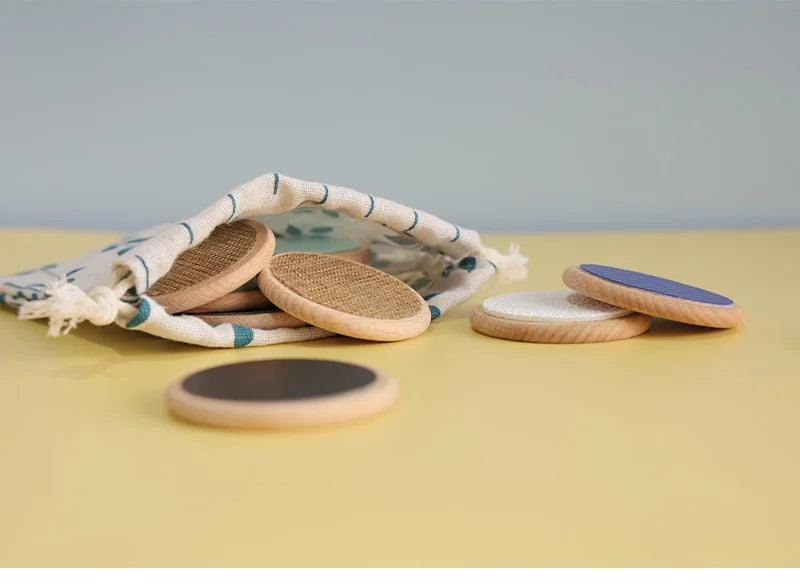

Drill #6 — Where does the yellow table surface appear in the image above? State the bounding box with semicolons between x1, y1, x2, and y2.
1;226;799;567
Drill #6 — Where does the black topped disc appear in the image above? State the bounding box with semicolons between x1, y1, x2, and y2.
167;359;397;429
183;359;376;401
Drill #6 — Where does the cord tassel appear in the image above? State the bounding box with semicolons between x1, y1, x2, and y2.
18;276;134;337
478;243;529;282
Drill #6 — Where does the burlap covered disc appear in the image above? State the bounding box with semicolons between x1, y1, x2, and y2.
147;220;275;314
257;252;430;341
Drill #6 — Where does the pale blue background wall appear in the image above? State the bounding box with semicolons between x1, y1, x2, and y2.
1;2;798;232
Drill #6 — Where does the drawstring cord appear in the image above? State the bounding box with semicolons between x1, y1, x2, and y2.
18;274;136;337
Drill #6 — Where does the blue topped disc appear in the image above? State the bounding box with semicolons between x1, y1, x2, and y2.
579;264;734;306
562;263;743;328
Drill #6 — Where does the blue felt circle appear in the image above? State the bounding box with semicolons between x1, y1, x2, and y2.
580;264;734;306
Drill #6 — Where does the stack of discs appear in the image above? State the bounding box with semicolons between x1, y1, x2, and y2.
470;263;743;344
145;220;430;341
145;220;302;328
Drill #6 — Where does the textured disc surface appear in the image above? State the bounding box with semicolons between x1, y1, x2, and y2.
563;264;743;328
275;236;371;263
167;359;398;429
581;264;734;305
186;289;273;313
482;290;632;323
146;220;275;314
188;308;306;329
257;252;430;341
470;305;651;344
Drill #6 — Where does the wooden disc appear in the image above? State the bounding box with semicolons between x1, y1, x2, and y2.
274;236;371;264
167;359;398;429
470;290;651;343
188;308;307;329
257;253;430;341
147;220;275;314
186;289;273;313
562;264;743;328
180;237;369;314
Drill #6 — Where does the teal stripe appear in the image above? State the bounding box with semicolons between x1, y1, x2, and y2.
135;255;150;289
429;305;441;320
450;225;461;242
405;210;419;234
319;184;329;204
125;298;151;329
365;195;375;217
232;324;254;348
226;194;237;222
488;261;498;271
179;222;194;244
273;173;279;195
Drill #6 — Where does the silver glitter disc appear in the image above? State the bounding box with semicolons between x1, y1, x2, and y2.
481;290;632;323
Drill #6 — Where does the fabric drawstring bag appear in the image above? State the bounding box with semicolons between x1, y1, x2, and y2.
1;173;527;348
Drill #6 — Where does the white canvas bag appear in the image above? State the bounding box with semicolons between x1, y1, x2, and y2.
2;173;527;348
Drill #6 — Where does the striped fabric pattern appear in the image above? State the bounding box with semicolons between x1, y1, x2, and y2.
1;172;507;348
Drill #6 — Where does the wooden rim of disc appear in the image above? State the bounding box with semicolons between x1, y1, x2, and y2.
335;247;371;264
562;264;744;328
470;305;651;343
146;220;275;314
188;308;307;329
167;359;398;429
257;252;430;341
274;236;372;264
186;289;273;313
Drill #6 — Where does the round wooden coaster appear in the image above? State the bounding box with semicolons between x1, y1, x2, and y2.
167;359;398;429
470;290;651;343
274;236;371;264
562;264;743;328
147;220;275;314
188;308;307;329
257;253;430;341
186;289;273;313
